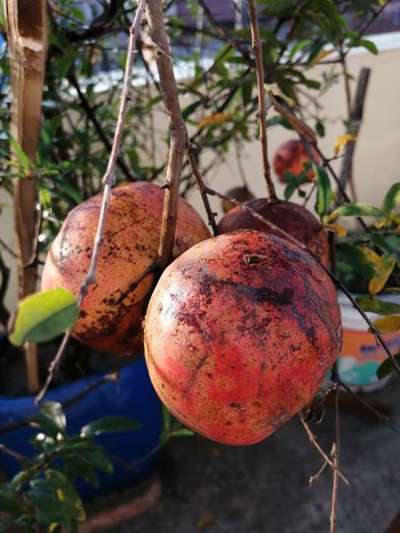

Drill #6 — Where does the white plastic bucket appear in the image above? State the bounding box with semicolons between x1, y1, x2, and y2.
337;292;400;392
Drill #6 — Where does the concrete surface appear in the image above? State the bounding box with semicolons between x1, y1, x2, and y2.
90;380;400;533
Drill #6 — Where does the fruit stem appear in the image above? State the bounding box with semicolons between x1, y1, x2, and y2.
247;0;277;202
147;0;188;269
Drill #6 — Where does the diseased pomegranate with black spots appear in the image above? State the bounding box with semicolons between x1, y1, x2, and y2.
218;198;330;268
144;230;342;445
41;182;211;355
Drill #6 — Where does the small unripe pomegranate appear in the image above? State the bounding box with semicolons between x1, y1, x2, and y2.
144;230;342;445
218;198;330;268
41;182;211;355
273;139;319;182
221;186;254;213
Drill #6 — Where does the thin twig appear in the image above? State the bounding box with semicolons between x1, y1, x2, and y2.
187;144;218;235
0;238;17;258
330;389;340;533
147;0;188;270
336;378;391;424
299;411;350;486
1;373;118;436
68;73;135;182
247;0;277;201
0;443;29;463
327;276;400;379
36;0;147;403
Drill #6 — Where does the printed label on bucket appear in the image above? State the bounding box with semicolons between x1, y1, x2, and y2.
338;328;400;387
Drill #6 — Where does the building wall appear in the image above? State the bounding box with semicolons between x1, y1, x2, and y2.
1;39;400;311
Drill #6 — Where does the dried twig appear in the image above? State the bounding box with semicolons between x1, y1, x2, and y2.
337;67;371;203
299;411;349;486
36;0;147;403
146;0;188;269
0;443;29;463
247;0;277;201
187;144;218;235
330;389;340;533
1;373;118;436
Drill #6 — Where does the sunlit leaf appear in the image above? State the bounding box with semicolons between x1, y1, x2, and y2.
198;112;232;128
374;315;400;334
369;254;396;295
80;417;140;438
330;202;384;219
356;295;400;316
326;223;347;237
333;133;357;156
383;182;400;214
9;289;78;346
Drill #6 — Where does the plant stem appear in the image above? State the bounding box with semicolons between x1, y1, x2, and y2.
247;0;277;201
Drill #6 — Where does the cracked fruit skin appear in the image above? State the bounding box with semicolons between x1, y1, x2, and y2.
144;230;342;445
273;139;319;182
41;182;211;355
218;198;330;268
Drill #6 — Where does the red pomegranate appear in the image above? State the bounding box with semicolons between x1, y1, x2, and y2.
41;182;211;355
144;230;342;445
218;198;330;268
273;139;319;183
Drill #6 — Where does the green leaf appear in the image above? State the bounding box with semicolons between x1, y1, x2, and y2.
9;288;79;346
34;401;66;437
331;203;384;218
9;137;31;174
372;234;400;261
80;416;140;438
0;486;25;515
314;164;333;216
377;353;400;379
382;182;400;214
357;38;378;55
39;188;52;209
336;243;375;293
356;295;400;316
45;470;86;522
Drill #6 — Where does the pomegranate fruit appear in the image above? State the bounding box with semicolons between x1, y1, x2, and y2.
41;182;211;355
273;139;319;182
221;186;254;213
218;198;330;268
144;230;342;445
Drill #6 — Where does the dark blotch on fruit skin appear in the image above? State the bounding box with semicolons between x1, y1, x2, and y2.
218;198;330;268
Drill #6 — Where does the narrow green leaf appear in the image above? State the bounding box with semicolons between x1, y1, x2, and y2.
10;137;31;174
377;353;400;379
383;182;400;214
332;203;384;218
80;416;140;438
314;164;333;216
355;295;400;316
9;288;79;346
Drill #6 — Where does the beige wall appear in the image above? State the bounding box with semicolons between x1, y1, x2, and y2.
1;45;400;310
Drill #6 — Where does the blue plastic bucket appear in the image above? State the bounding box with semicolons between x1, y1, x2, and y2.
0;357;162;499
